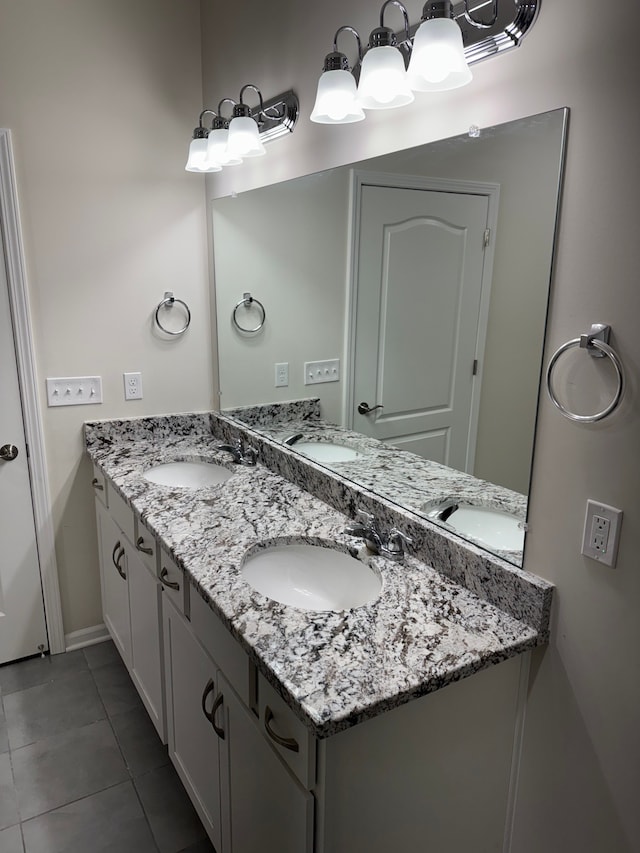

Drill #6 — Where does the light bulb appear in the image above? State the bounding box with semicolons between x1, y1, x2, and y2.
357;46;414;110
227;116;266;158
185;137;208;172
310;69;365;124
407;16;472;92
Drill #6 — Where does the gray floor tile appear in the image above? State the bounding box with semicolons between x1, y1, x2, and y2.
177;838;215;852
0;650;87;696
0;824;24;853
0;696;9;754
21;781;159;853
4;671;105;749
135;763;207;853
111;705;169;777
0;752;19;830
12;718;129;820
91;660;143;717
82;639;121;671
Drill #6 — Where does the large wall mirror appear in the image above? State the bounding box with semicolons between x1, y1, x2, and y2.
212;108;568;567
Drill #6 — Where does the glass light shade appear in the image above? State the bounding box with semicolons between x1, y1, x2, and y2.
357;46;415;110
227;116;266;159
407;17;472;92
185;137;209;172
310;69;365;124
206;128;242;167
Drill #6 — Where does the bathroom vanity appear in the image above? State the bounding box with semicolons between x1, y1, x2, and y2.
86;411;552;853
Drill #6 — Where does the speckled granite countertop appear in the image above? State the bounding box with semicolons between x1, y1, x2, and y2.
85;413;550;739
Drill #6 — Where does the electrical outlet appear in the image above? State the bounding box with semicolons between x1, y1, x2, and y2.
275;362;289;387
581;500;622;567
123;371;143;400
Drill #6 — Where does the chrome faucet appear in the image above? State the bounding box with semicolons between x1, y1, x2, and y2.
283;433;304;446
344;509;412;562
217;438;257;466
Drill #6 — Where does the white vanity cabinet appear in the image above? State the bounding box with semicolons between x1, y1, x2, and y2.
94;489;165;740
162;582;314;853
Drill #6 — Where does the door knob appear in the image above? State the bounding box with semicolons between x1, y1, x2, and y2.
0;444;19;461
357;402;384;416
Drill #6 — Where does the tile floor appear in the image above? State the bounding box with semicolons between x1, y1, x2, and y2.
0;640;215;853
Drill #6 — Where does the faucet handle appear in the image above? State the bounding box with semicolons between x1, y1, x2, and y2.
355;508;377;528
385;527;413;559
241;446;257;466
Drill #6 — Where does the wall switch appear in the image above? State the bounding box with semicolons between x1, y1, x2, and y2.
123;371;143;400
275;362;289;387
581;500;623;567
304;358;340;385
46;376;102;407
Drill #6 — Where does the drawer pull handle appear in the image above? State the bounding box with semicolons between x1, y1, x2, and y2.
202;680;225;739
91;477;104;491
264;705;299;752
201;678;216;724
160;567;180;591
111;541;126;580
136;536;154;556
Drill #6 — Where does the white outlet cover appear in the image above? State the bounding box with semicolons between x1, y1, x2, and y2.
124;371;143;400
581;499;623;568
46;376;103;407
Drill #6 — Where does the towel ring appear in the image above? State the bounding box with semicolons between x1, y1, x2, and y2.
546;324;624;423
232;292;266;333
155;292;191;336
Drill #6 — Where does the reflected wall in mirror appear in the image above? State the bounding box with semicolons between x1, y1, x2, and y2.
212;109;568;566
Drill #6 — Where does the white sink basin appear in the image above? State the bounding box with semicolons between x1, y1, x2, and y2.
429;504;524;551
143;461;233;488
241;543;381;611
295;442;362;463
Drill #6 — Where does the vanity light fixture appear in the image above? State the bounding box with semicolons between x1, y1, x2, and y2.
312;0;540;124
185;110;220;172
186;88;299;172
407;0;472;91
357;1;415;110
310;26;365;124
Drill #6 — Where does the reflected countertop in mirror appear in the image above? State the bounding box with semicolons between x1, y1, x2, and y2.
213;109;568;568
224;399;527;565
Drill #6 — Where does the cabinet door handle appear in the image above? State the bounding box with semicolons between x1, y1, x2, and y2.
264;705;299;752
160;567;180;591
111;541;126;580
136;536;153;556
91;477;104;491
201;679;225;739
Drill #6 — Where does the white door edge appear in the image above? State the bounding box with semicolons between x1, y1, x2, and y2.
0;128;65;655
344;169;500;476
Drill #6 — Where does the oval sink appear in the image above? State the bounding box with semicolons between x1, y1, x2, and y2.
242;543;381;611
295;442;362;463
428;503;524;551
143;461;233;489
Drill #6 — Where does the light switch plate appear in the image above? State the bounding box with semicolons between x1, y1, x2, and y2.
304;359;340;385
46;376;103;407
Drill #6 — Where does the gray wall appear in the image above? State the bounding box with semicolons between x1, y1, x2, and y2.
202;0;639;850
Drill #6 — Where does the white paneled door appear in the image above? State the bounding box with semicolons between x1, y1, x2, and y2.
351;182;494;473
0;227;48;664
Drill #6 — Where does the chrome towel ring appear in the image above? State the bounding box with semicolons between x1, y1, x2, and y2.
155;292;191;336
232;292;266;333
546;323;624;423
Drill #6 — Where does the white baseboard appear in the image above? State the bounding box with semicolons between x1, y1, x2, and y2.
65;623;110;652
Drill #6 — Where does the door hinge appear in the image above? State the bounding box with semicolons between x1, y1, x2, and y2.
472;359;478;376
483;229;491;248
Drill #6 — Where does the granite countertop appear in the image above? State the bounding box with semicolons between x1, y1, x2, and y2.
85;414;543;739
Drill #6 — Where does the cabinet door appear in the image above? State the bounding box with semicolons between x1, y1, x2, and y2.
163;598;224;852
222;675;314;853
128;547;165;741
96;500;131;666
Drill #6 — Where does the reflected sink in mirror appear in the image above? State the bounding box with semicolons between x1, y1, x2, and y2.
293;442;363;463
143;461;233;488
241;542;382;611
425;503;525;552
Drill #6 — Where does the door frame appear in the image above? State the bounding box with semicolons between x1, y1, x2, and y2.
0;129;65;654
344;170;500;474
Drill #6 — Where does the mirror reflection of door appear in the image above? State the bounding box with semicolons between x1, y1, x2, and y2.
350;179;497;474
